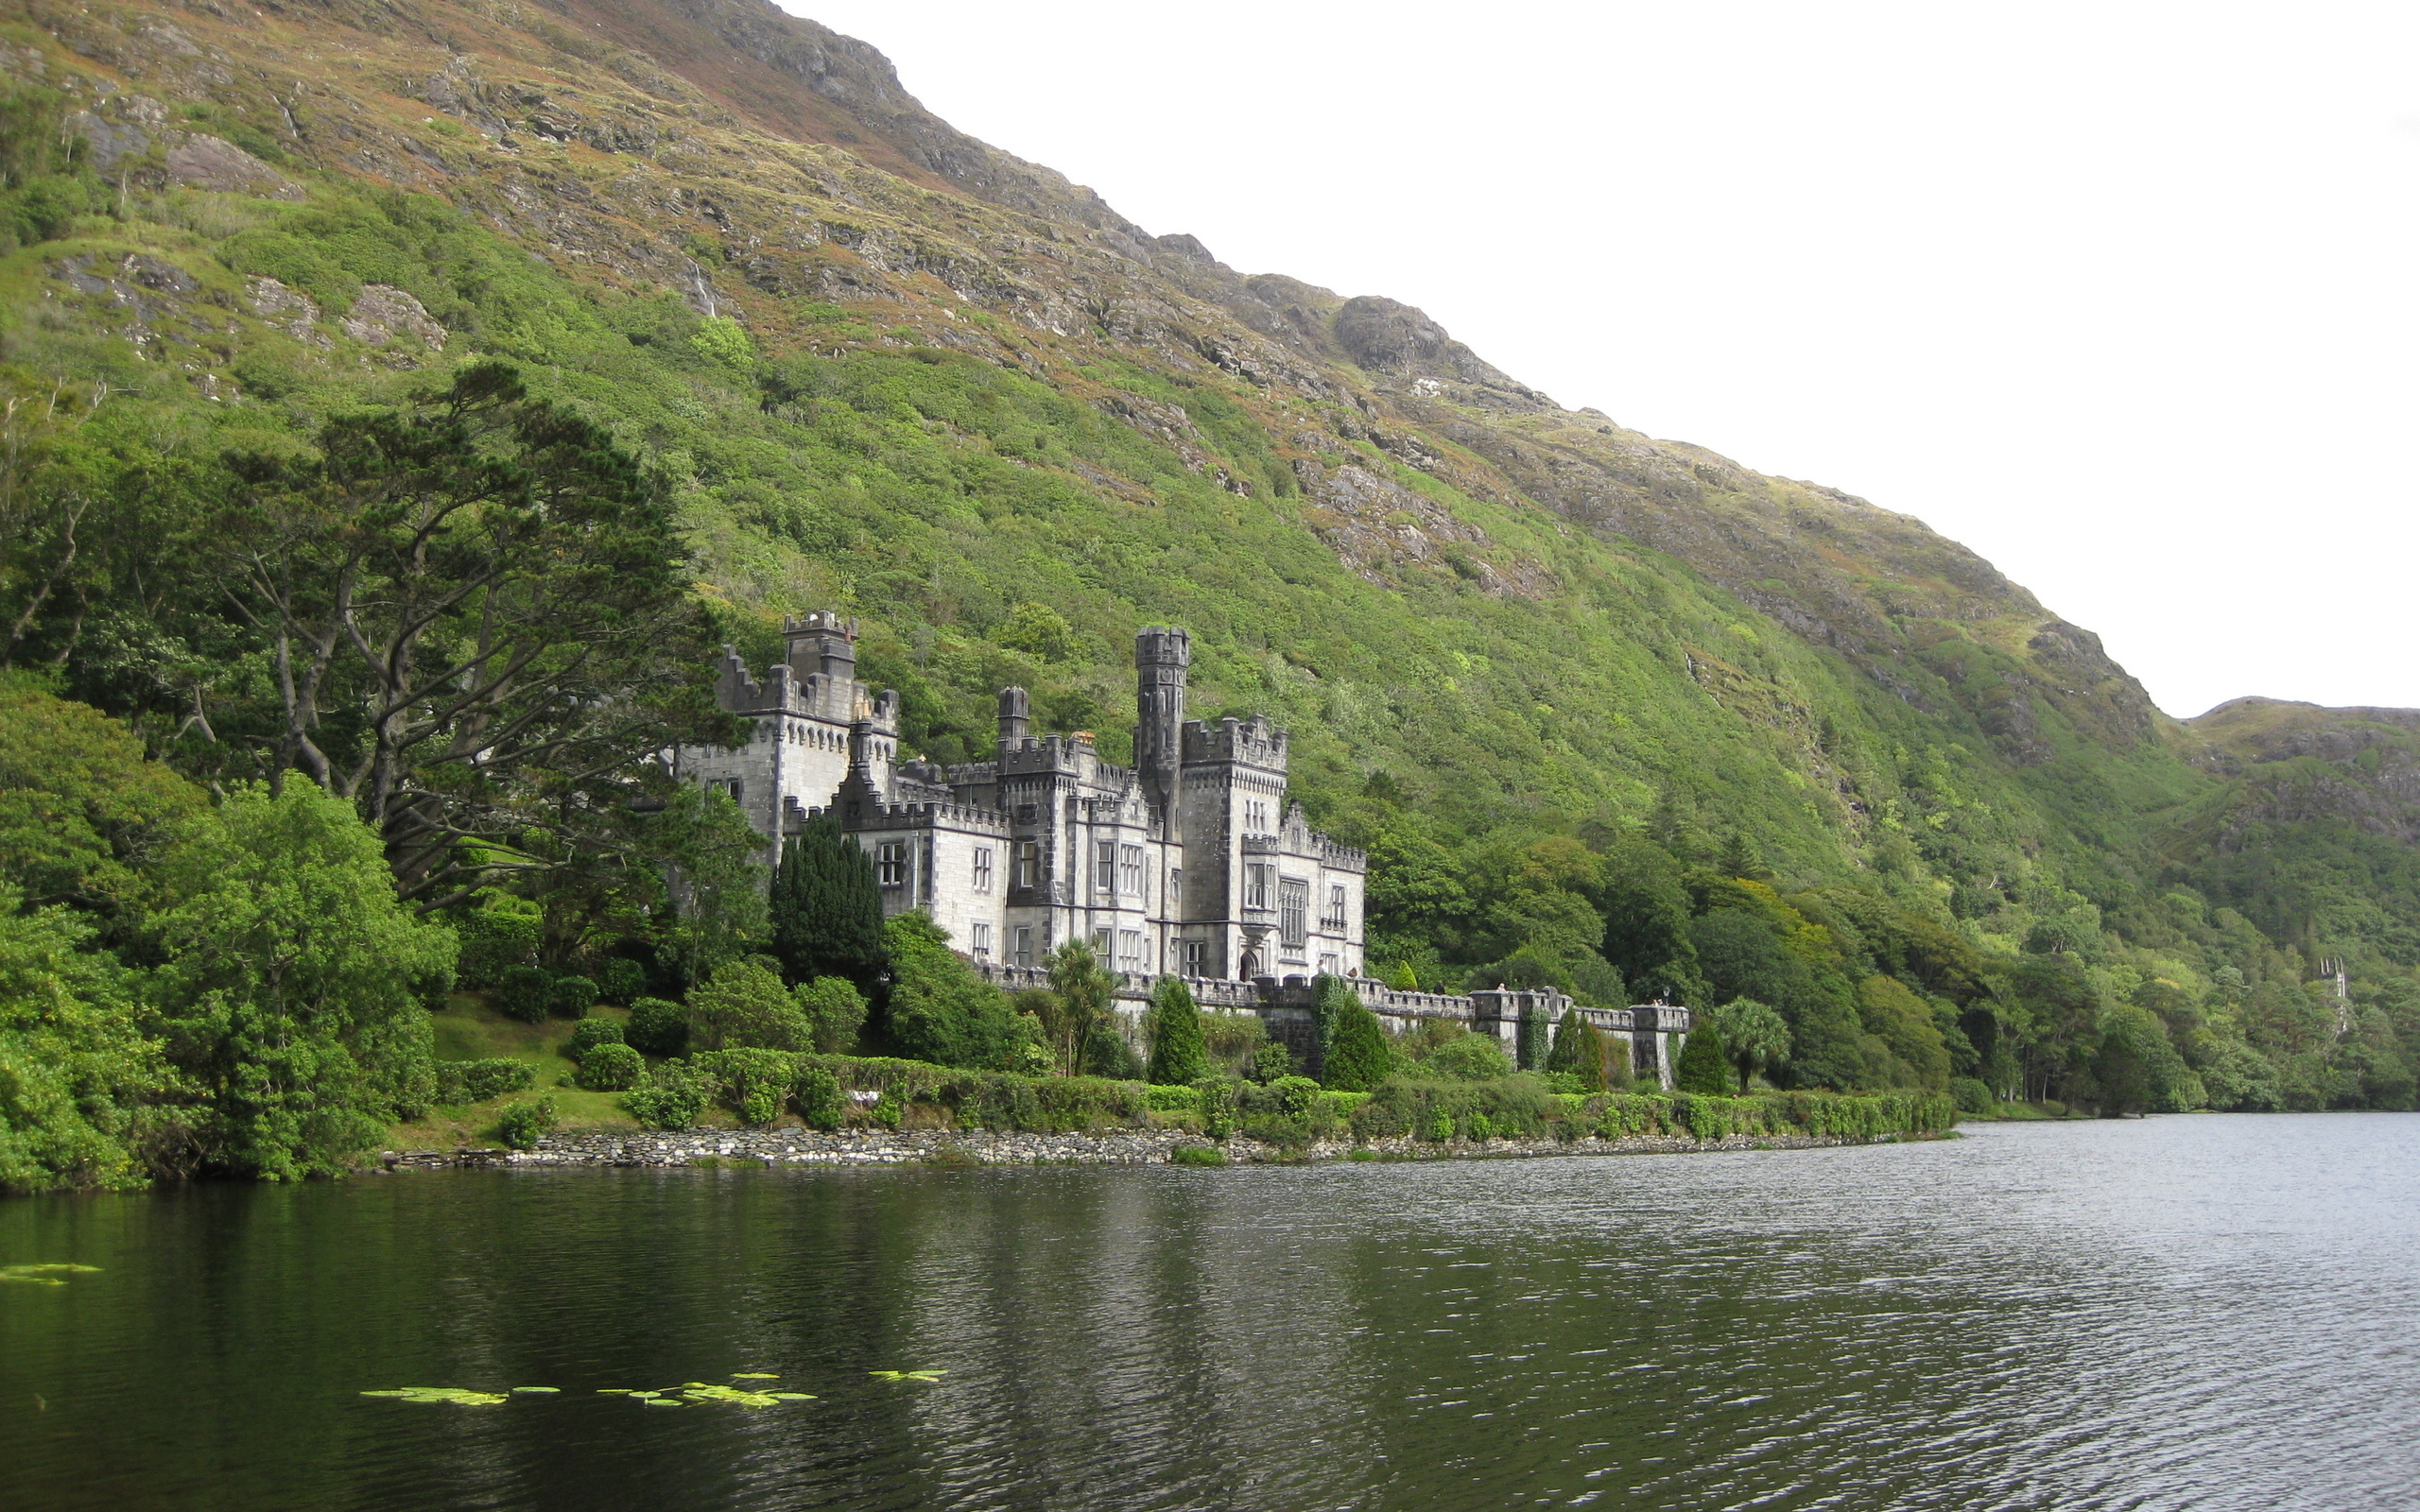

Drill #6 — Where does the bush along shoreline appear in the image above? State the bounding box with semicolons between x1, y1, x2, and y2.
389;1052;1956;1167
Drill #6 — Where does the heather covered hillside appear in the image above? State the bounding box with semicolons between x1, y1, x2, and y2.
3;0;2419;1179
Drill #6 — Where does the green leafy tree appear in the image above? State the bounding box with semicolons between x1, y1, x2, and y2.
1544;1008;1606;1092
1673;1021;1732;1095
793;975;869;1055
1415;1030;1512;1082
1599;840;1704;1005
655;783;769;988
684;958;809;1052
1144;975;1207;1086
1707;997;1791;1093
882;911;1021;1069
197;361;738;907
0;889;172;1193
769;814;889;993
0;681;203;918
152;782;457;1180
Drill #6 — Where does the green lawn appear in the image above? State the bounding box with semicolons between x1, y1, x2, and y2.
389;995;646;1147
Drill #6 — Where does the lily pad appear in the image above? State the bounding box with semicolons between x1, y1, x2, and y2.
769;1393;818;1401
868;1370;947;1383
360;1387;509;1406
510;1387;560;1395
731;1372;780;1380
0;1263;102;1287
679;1383;783;1407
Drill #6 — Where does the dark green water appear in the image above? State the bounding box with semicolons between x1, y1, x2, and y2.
4;1116;2416;1511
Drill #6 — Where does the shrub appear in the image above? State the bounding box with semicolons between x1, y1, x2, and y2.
566;1019;625;1058
695;1047;797;1124
495;965;553;1023
625;998;689;1057
1321;992;1394;1091
1674;1022;1732;1095
547;975;599;1020
1950;1076;1995;1115
1145;976;1207;1086
434;1058;536;1104
1545;1010;1606;1092
1351;1075;1563;1143
495;1095;558;1149
1251;1041;1294;1083
622;1065;708;1130
1194;1075;1237;1139
453;906;540;989
883;912;1023;1069
794;976;869;1054
595;957;648;1005
1083;1023;1142;1080
1417;1031;1512;1081
1169;1144;1225;1167
794;1062;844;1130
577;1042;644;1091
687;959;808;1051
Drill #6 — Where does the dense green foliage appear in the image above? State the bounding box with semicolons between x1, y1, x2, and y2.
1320;987;1396;1092
576;1042;644;1092
1143;976;1208;1087
880;913;1023;1070
433;1059;535;1105
1673;1022;1732;1096
769;816;889;994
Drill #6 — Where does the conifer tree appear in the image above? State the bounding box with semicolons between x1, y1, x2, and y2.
1673;1021;1733;1095
1145;975;1208;1086
1319;977;1394;1091
1545;1008;1607;1092
769;815;888;994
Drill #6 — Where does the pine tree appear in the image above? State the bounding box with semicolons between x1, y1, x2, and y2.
1673;1021;1732;1095
769;815;888;994
1144;975;1208;1086
1545;1008;1606;1091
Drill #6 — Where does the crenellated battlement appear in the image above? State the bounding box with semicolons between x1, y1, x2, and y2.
1181;713;1289;769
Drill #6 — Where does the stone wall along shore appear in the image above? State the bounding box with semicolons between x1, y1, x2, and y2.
380;1125;1949;1171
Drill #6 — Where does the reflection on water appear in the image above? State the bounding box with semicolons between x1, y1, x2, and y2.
3;1115;2416;1511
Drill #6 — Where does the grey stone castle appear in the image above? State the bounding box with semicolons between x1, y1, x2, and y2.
675;613;1369;984
675;613;1688;1082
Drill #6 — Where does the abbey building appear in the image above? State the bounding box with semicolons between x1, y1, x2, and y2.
674;613;1368;984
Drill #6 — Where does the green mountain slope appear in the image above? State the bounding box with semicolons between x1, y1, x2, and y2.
4;0;2417;1111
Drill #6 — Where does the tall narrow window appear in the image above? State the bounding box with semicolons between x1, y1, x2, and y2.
972;847;994;893
1245;863;1272;911
1181;939;1205;976
1013;926;1034;969
1097;838;1117;896
971;922;994;957
1324;884;1347;931
1093;926;1114;961
1118;930;1144;974
1014;841;1040;889
1278;878;1309;949
1119;844;1145;900
875;841;909;889
1169;868;1183;911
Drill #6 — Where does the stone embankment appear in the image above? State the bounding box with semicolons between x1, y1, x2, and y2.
382;1126;1945;1171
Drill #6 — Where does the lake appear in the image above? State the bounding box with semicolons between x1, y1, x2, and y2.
3;1115;2415;1511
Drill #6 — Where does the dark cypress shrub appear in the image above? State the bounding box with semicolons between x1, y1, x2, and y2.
769;815;889;993
1545;1009;1606;1092
1322;996;1394;1092
1144;976;1207;1086
1674;1022;1732;1095
595;957;648;1005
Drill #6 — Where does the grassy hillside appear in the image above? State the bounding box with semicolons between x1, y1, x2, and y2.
5;0;2419;1113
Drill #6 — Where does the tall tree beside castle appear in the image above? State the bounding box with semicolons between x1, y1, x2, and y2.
769;815;889;994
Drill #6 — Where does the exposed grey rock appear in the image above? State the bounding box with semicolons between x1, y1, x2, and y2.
342;284;448;350
164;134;304;199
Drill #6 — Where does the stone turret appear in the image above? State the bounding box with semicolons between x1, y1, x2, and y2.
784;610;857;683
1134;627;1190;835
997;685;1030;750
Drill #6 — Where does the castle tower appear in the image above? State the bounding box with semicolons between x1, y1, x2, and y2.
1135;627;1190;836
997;685;1031;750
784;611;857;685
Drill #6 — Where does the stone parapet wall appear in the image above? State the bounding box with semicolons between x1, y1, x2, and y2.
380;1125;1947;1172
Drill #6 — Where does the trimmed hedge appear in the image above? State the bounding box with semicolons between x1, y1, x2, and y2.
434;1058;537;1105
577;1042;644;1091
1348;1079;1958;1143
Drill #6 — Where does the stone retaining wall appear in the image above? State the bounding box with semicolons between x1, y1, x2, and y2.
381;1125;1946;1171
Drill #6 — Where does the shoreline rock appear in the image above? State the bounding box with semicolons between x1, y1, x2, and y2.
380;1125;1950;1171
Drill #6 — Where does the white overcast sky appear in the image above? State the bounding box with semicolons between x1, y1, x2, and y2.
787;0;2420;719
